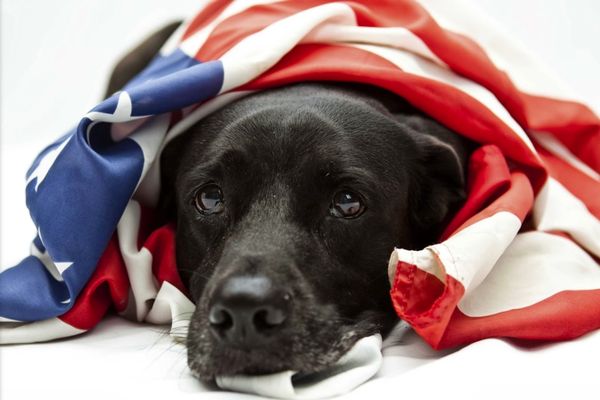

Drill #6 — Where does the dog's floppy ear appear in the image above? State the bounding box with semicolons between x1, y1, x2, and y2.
403;114;470;246
104;21;182;97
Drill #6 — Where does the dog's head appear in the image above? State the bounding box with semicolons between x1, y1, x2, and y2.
159;83;468;380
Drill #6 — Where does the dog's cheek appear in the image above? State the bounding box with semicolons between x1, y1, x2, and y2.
175;223;203;293
175;222;221;299
305;220;393;318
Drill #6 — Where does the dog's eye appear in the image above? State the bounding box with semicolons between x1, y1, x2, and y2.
330;190;365;218
194;184;225;214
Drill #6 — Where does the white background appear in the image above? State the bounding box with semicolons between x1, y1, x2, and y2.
1;1;600;399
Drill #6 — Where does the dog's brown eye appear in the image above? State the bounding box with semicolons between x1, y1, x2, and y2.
330;190;365;218
194;184;224;214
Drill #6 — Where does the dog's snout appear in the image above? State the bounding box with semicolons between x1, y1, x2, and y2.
208;275;292;347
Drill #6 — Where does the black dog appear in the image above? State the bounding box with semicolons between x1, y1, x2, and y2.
107;23;470;381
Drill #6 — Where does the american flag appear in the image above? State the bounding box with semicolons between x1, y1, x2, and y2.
1;0;599;351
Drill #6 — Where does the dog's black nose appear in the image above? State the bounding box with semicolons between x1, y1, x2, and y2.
208;275;291;347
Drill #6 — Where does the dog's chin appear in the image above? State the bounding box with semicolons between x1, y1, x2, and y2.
186;306;387;382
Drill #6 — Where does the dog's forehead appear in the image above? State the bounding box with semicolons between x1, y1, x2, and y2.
175;86;423;196
199;99;412;173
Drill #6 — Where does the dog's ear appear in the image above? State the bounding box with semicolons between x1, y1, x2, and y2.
105;21;182;98
403;114;470;247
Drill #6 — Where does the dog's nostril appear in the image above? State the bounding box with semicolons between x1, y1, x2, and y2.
208;306;233;330
253;305;287;330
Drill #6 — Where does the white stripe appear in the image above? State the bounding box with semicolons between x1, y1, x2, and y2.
219;2;357;93
531;131;600;181
144;281;195;341
0;318;85;344
533;178;600;258
116;200;159;322
126;113;171;204
458;231;600;317
302;24;446;67
179;0;283;57
347;42;539;154
389;211;522;294
416;0;580;102
158;1;205;56
165;91;253;148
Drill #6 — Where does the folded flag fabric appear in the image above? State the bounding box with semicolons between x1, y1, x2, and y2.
1;0;599;351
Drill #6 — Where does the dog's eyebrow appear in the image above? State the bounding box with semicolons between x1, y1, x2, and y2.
178;161;221;201
321;162;380;193
181;147;250;186
330;165;376;182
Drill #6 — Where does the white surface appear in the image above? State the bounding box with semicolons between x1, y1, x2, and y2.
2;1;600;399
2;315;599;399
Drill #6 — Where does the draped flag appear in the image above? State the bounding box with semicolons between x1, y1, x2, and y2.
1;0;599;350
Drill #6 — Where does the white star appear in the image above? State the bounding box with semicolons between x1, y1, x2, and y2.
26;136;72;191
30;242;73;282
31;227;73;282
55;262;73;275
85;91;148;144
85;91;135;123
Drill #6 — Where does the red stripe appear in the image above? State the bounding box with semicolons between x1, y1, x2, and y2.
196;0;326;60
391;260;600;350
438;289;600;349
145;224;188;297
59;223;188;331
441;145;511;239
194;0;599;189
198;0;528;131
181;0;233;41
442;146;534;239
347;0;600;174
195;0;441;60
239;43;546;191
59;235;130;330
536;142;600;219
341;1;529;127
523;94;600;174
390;260;464;348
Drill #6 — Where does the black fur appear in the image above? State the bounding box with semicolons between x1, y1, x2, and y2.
159;83;469;380
106;24;470;381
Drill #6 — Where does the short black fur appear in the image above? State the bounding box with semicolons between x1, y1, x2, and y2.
106;24;471;381
159;83;470;380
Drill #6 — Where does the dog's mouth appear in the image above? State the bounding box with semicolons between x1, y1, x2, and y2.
187;323;377;381
185;283;387;381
